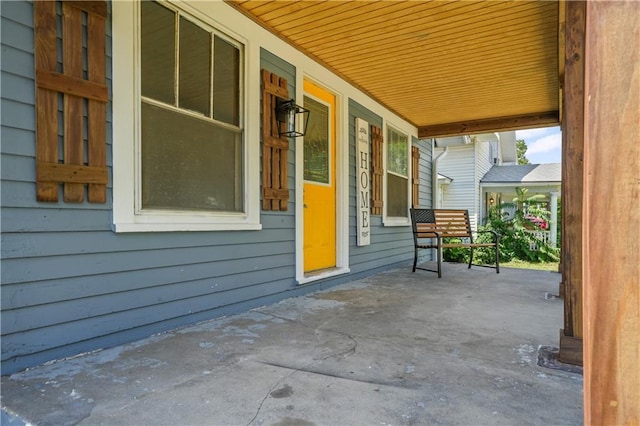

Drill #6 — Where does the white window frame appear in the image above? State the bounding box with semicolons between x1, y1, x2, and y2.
112;1;261;232
383;122;411;226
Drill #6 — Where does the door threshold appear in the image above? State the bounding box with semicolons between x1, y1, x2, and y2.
298;266;350;285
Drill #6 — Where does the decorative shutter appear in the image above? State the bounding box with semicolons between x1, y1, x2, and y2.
370;125;384;215
412;146;420;207
261;69;290;211
34;1;108;203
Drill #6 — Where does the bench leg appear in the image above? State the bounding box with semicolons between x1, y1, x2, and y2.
468;247;474;269
437;245;442;278
412;245;418;272
495;244;500;274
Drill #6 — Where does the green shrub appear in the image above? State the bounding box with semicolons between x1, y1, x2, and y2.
480;202;560;264
444;191;561;265
442;238;469;263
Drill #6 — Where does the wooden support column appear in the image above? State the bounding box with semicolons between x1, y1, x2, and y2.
583;1;640;423
559;0;584;366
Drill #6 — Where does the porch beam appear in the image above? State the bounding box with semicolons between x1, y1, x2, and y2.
583;1;640;423
417;111;559;138
559;0;585;366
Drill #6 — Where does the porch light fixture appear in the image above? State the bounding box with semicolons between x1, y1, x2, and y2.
489;197;495;205
276;98;310;138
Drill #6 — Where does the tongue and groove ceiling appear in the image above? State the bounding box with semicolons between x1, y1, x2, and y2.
226;0;563;137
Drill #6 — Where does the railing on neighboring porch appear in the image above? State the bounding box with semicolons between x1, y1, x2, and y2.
524;230;551;250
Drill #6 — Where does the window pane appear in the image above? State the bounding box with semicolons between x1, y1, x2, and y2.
303;96;330;184
387;129;408;177
213;36;240;125
179;17;211;116
141;102;243;212
141;1;175;104
387;173;408;217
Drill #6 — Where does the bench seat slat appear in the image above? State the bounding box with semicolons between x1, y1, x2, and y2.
417;243;497;248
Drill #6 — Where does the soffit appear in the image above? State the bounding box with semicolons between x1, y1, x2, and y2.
226;0;562;137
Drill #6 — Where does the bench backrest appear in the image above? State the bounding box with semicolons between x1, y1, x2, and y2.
410;208;473;241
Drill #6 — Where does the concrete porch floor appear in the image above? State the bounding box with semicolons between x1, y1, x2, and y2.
1;263;583;425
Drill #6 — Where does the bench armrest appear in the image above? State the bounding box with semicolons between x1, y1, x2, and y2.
476;229;500;242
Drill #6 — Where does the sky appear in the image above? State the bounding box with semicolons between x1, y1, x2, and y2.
515;126;561;164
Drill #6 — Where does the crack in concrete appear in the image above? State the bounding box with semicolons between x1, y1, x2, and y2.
255;360;419;391
245;327;358;426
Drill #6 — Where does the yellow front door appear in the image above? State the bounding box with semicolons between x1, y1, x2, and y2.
303;80;336;272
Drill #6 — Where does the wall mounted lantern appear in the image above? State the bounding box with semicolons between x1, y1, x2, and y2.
489;197;495;205
276;98;310;138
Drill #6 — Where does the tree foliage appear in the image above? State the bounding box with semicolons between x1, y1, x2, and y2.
516;139;530;165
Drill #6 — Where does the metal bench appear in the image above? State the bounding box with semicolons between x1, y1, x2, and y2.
410;208;500;278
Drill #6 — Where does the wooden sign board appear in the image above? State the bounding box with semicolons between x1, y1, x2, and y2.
356;118;371;246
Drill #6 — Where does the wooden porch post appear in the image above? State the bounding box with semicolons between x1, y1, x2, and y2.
583;1;640;423
559;0;584;366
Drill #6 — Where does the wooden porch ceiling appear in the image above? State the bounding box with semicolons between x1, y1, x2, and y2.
226;0;563;137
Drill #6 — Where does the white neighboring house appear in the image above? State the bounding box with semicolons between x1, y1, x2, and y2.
433;131;517;232
480;163;562;246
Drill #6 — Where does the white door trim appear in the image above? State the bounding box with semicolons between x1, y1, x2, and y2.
295;75;350;284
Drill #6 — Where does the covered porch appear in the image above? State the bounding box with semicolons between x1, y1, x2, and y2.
1;265;582;425
224;2;638;421
1;1;635;423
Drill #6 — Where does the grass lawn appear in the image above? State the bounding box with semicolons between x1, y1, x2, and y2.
500;259;560;272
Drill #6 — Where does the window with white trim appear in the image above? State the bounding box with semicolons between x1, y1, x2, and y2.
141;1;242;212
385;125;410;223
112;1;260;232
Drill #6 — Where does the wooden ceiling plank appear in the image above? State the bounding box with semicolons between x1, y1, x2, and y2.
374;83;557;102
391;93;556;112
344;63;558;95
376;95;556;118
289;1;488;51
318;8;557;65
324;18;557;61
305;2;552;57
277;2;373;34
265;1;399;32
350;69;557;97
333;38;557;78
283;1;405;36
400;103;555;120
231;1;284;14
321;32;556;73
289;1;446;44
258;2;344;26
370;79;557;99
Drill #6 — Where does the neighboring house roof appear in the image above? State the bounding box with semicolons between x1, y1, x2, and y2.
481;163;561;184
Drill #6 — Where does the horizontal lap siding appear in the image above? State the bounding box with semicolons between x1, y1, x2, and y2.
474;141;493;228
1;4;430;374
347;100;414;273
436;145;478;229
0;7;301;374
415;138;433;209
415;138;433;262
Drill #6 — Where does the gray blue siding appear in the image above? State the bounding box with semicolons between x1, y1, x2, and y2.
0;3;430;374
414;137;434;263
415;137;433;208
347;100;415;272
